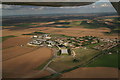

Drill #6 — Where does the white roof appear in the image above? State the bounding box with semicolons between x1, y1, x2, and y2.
48;45;52;47
46;37;51;39
33;35;38;37
61;49;68;54
47;40;54;43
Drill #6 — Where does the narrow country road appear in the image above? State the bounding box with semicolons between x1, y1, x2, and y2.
46;67;57;74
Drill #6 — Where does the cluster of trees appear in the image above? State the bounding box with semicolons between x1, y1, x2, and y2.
22;31;46;35
73;58;79;63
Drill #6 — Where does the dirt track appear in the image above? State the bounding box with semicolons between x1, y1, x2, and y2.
3;47;53;78
62;67;118;78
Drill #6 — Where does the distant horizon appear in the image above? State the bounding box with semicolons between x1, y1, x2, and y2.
2;11;118;17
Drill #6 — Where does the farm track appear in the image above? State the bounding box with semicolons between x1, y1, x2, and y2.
46;67;57;74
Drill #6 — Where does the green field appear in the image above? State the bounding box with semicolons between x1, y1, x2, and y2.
80;21;110;29
69;21;82;26
48;21;83;28
85;45;119;68
15;23;36;27
85;54;118;68
80;19;120;34
73;48;99;64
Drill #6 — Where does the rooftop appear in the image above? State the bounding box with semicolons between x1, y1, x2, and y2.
61;49;68;54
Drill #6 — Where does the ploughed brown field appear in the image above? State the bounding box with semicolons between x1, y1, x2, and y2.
62;67;118;78
3;45;53;78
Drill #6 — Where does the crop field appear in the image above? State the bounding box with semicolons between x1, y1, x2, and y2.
3;46;38;61
2;36;31;49
3;47;52;78
85;46;119;68
85;54;118;68
73;48;99;61
62;67;118;78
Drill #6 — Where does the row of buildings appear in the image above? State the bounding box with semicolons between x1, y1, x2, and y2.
93;38;119;51
27;34;101;48
94;42;118;51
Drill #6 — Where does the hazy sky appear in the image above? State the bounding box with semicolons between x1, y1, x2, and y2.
1;0;117;16
2;0;119;2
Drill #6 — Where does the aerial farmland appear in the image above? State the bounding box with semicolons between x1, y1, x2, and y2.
2;2;120;79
